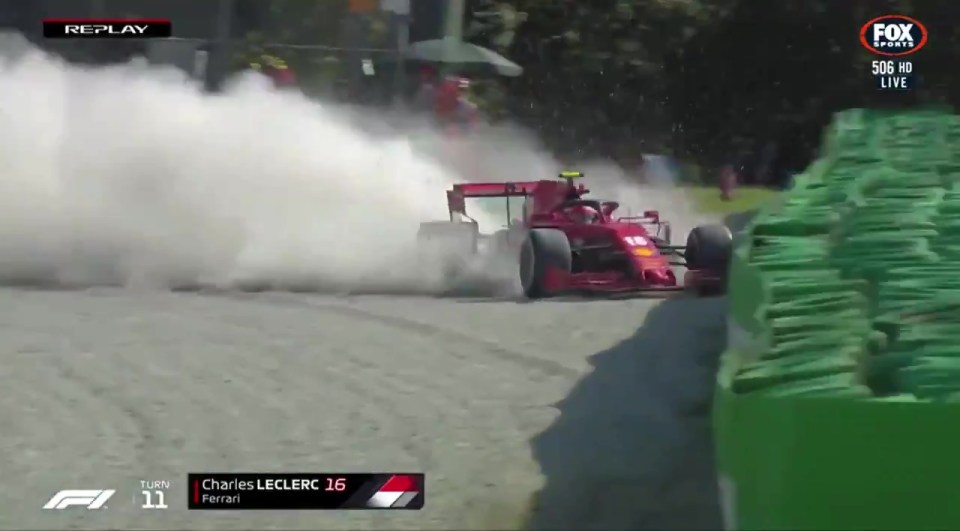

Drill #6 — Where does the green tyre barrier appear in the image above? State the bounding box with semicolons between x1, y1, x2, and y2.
714;391;960;530
715;108;960;530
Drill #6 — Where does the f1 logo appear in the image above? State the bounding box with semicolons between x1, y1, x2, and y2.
43;489;115;509
873;23;914;46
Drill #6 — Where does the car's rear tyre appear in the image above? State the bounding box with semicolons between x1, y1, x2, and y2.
685;224;733;296
519;228;572;298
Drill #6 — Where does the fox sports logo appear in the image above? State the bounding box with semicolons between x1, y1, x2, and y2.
859;15;928;57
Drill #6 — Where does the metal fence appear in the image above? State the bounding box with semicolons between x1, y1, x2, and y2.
148;35;401;102
144;0;414;102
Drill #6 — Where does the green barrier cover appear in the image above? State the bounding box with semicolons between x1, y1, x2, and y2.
715;108;960;530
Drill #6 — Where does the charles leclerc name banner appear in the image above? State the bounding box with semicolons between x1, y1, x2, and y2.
188;473;424;510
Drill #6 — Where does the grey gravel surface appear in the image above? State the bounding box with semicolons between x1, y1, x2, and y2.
0;288;726;530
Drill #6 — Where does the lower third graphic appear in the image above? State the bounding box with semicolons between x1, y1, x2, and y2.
365;474;421;508
43;489;115;510
188;473;424;510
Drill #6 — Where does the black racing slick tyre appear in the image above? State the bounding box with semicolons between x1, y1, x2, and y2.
519;228;572;299
685;224;733;296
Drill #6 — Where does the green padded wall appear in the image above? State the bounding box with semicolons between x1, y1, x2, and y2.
715;108;960;530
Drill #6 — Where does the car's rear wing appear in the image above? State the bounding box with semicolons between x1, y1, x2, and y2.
451;182;542;198
446;182;541;222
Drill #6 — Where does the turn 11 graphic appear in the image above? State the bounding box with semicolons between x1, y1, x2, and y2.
139;480;170;509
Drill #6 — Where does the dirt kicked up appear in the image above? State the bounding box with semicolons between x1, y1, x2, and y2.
0;33;743;531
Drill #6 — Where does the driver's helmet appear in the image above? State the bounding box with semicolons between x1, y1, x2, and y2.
569;204;601;224
249;54;296;88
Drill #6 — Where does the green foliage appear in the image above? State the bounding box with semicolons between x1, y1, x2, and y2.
230;0;402;99
261;0;348;45
465;0;960;169
685;186;781;215
229;0;960;171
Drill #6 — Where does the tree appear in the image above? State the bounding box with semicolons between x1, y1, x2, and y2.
237;0;960;174
465;0;958;173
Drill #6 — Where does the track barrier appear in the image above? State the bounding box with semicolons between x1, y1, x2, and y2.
715;108;960;530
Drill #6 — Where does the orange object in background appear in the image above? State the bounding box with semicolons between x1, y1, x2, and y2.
348;0;377;13
719;164;738;201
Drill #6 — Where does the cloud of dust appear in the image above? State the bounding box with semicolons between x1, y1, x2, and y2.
0;36;469;291
0;34;707;293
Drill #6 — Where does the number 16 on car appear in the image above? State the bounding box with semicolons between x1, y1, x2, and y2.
140;480;170;509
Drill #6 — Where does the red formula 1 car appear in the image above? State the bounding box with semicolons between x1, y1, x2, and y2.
417;172;733;298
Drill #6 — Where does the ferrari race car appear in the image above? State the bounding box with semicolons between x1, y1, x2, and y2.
417;171;734;298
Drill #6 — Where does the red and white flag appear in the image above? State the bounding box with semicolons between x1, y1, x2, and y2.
365;475;421;508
